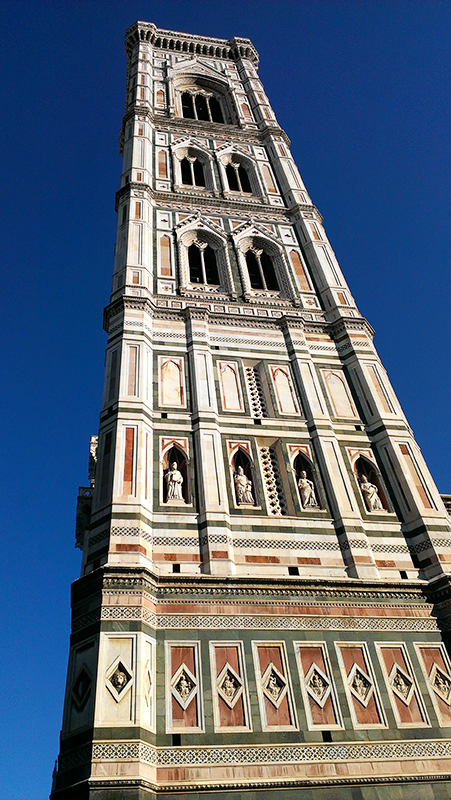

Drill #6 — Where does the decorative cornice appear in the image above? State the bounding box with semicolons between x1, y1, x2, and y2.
124;22;259;65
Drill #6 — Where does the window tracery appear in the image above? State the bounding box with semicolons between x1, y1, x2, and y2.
181;90;225;123
233;231;296;300
176;221;235;297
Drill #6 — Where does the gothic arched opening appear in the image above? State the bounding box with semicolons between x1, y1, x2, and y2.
232;449;255;506
162;445;190;504
354;455;389;512
294;452;321;510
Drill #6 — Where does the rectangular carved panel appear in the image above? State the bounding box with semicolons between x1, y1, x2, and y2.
252;641;297;731
415;643;451;726
336;642;386;729
165;642;203;733
295;642;343;730
376;643;429;728
210;641;251;732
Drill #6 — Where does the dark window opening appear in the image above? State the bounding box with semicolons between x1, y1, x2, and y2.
288;566;299;576
400;570;408;580
181;91;225;124
188;244;203;283
172;734;181;746
238;164;252;192
193;158;205;186
209;95;224;123
322;731;332;743
246;250;264;290
181;92;195;119
181;157;205;187
245;249;280;292
226;163;252;193
203;245;220;284
195;94;209;121
226;163;239;191
173;563;181;574
189;243;219;286
181;158;193;185
261;251;279;290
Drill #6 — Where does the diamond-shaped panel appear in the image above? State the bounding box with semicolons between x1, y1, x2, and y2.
348;663;373;707
430;663;451;705
171;663;197;710
262;662;288;708
71;665;91;712
389;663;414;706
304;663;331;708
217;662;243;709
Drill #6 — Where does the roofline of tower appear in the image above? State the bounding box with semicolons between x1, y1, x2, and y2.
124;20;259;65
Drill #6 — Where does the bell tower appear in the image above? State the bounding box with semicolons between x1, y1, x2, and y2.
51;21;451;800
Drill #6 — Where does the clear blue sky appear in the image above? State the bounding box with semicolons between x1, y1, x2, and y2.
1;1;449;797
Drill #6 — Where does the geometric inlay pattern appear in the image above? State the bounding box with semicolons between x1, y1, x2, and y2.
262;662;288;708
216;662;243;709
89;738;451;767
348;663;373;707
304;662;331;708
93;608;440;632
170;663;197;710
429;662;451;705
388;662;414;706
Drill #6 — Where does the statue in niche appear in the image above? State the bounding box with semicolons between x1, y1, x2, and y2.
166;461;184;500
298;470;319;509
234;466;254;505
359;474;383;511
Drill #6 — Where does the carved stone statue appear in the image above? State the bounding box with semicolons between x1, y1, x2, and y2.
222;672;236;701
166;462;184;500
234;466;254;505
297;470;319;508
359;475;383;511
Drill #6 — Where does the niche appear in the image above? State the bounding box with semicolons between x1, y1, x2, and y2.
354;455;389;513
232;448;256;507
162;445;190;504
293;452;322;510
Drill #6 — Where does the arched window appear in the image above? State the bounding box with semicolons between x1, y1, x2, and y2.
180;157;205;187
181;90;225;123
188;243;220;285
245;250;279;291
226;163;251;193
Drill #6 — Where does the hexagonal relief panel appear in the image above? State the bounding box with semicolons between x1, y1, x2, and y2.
262;662;288;709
